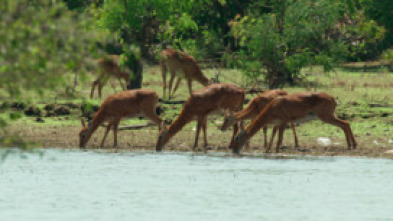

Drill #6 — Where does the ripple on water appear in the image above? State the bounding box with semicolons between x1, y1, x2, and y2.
0;149;392;221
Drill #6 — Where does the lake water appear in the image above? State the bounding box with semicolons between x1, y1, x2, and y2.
0;149;392;221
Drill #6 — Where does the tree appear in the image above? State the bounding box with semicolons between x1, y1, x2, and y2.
358;0;393;59
96;0;200;58
229;0;385;88
0;0;103;97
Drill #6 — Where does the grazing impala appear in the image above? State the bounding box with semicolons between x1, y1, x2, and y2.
231;92;357;154
160;49;210;99
79;89;162;148
220;89;299;149
90;55;130;99
156;83;245;152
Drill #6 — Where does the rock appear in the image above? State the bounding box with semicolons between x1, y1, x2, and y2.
44;104;55;111
388;139;393;144
317;137;332;146
24;106;41;117
64;103;79;109
384;149;393;154
36;117;44;123
10;102;26;110
381;113;389;117
373;140;379;145
45;111;55;117
54;106;70;116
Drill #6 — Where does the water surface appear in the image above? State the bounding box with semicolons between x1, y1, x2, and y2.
1;149;392;221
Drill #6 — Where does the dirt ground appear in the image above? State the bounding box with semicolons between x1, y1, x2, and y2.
5;121;393;159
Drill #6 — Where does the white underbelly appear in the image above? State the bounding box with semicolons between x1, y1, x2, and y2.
294;113;317;124
265;113;316;126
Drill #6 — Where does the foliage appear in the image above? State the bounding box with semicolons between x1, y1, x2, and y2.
95;0;202;58
360;0;393;48
94;0;255;59
228;0;385;88
0;0;103;97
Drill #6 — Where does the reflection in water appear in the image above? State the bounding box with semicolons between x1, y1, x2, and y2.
0;149;392;221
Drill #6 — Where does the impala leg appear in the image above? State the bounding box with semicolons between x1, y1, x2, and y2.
171;78;182;97
168;72;176;98
202;118;208;149
229;122;239;149
187;79;193;95
91;80;99;98
290;122;299;148
193;117;204;150
161;62;167;99
100;122;113;148
162;78;167;99
98;82;104;99
113;120;120;148
118;78;125;91
124;76;130;90
267;126;277;153
144;105;163;131
318;114;355;150
347;123;357;149
239;121;250;149
275;124;287;153
263;126;268;148
110;80;117;93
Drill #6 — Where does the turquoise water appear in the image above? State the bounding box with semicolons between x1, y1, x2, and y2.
0;149;392;221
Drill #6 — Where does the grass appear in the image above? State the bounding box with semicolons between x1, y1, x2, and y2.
1;63;393;158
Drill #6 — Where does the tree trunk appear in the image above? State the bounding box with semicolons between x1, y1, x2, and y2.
267;66;293;89
127;59;143;89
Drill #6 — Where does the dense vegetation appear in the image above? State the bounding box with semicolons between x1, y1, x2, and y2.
1;0;391;94
1;0;393;149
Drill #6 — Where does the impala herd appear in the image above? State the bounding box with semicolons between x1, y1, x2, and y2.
79;49;357;154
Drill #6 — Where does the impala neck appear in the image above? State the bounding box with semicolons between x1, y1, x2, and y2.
244;106;272;139
87;109;107;137
194;68;209;86
235;102;256;122
167;105;195;137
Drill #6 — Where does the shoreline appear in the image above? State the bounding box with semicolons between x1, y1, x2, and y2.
3;124;392;159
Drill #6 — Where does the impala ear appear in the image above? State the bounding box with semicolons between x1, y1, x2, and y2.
81;119;86;127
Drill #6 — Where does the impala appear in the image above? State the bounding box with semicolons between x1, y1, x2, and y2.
79;89;163;148
160;49;210;99
156;83;245;152
231;92;357;154
221;89;299;149
90;55;130;99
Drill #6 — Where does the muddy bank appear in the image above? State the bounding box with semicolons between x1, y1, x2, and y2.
4;122;393;159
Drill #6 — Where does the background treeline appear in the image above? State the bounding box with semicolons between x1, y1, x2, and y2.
1;0;392;95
